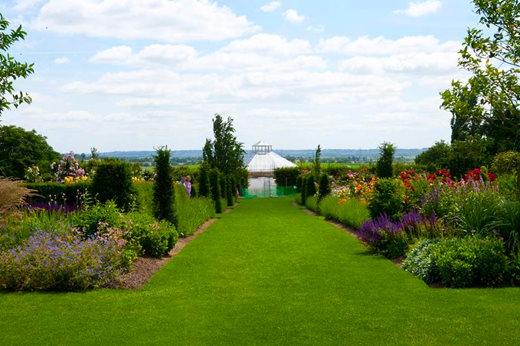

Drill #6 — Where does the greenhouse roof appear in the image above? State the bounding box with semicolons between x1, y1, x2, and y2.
247;141;296;173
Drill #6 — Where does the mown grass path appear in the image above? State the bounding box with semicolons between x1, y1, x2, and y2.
1;198;520;345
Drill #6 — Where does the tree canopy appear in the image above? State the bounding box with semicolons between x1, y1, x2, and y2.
0;125;59;179
441;0;520;153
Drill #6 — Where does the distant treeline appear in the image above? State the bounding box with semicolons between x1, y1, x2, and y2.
74;148;426;165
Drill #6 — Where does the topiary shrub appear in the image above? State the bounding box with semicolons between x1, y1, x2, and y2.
318;173;331;200
209;169;222;213
300;175;308;204
368;178;404;220
153;148;177;227
90;160;134;212
26;181;90;210
198;165;211;197
225;176;234;207
376;142;395;178
305;175;316;201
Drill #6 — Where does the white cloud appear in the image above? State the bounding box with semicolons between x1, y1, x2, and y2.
284;9;305;23
394;1;442;17
14;0;46;11
260;1;281;13
53;56;70;64
307;25;324;34
29;0;259;42
317;35;458;56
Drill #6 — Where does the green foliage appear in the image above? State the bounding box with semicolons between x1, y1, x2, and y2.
441;0;520;154
175;185;215;236
91;160;134;212
493;151;520;198
449;137;492;178
318;196;370;229
376;231;409;259
304;175;316;200
451;188;504;236
313;145;321;178
133;181;154;215
402;239;441;284
376;142;395;178
404;237;509;288
492;201;520;255
305;195;319;213
153;148;177;227
300;176;307;204
0;14;34;116
198;165;211;197
435;237;507;287
414;141;452;171
209;169;222;213
368;178;404;220
122;212;177;258
0;210;72;250
0;125;59;179
273;167;300;187
72;202;121;237
318;173;331;200
26;181;90;207
225;176;234;207
203;114;244;176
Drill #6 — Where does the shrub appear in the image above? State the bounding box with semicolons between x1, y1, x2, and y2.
376;142;395;178
305;195;319;213
319;196;370;229
122;213;177;258
432;237;508;287
492;201;520;255
318;173;331;200
368;178;404;220
0;178;33;214
450;187;503;236
26;181;90;210
133;181;154;216
174;184;215;236
198;165;211;197
274;167;300;187
72;202;121;238
153;148;177;226
402;239;441;284
0;231;126;291
300;176;307;204
449;137;492;178
414;141;452;172
305;175;316;200
492;151;520;199
209;169;222;213
225;176;234;207
404;237;508;287
91;161;134;211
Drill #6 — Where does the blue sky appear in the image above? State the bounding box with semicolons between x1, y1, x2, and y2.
2;0;477;152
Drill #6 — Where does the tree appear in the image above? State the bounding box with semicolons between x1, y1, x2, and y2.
0;14;34;117
153;147;177;227
300;175;308;204
376;142;395;178
305;175;316;200
313;145;321;178
492;151;520;198
441;0;520;153
91;160;135;212
0;125;59;179
415;141;452;171
209;168;222;213
318;173;331;200
198;164;211;197
449;136;492;178
203;114;245;175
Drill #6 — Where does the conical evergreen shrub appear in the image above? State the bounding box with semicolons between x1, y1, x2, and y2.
153;147;177;227
198;165;211;197
318;173;331;200
209;169;222;213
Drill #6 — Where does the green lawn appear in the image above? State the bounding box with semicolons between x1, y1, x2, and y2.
1;198;519;345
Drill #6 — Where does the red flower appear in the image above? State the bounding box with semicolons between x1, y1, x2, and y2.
487;172;497;182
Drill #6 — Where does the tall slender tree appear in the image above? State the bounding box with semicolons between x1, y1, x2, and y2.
153;147;177;227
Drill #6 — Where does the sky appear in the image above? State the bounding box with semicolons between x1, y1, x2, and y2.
1;0;477;152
